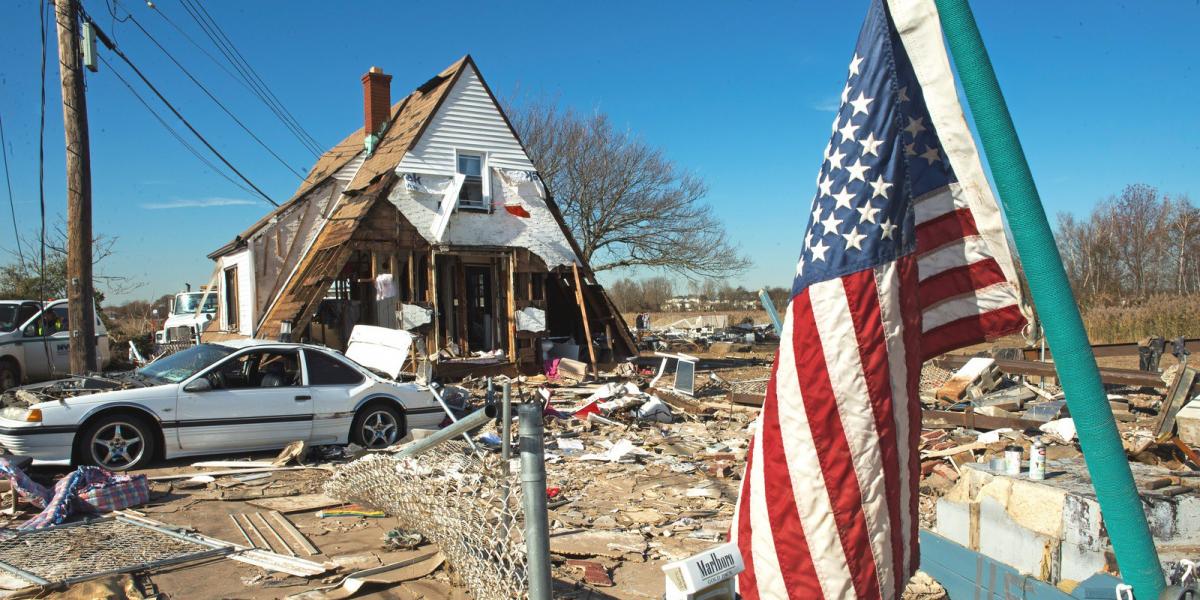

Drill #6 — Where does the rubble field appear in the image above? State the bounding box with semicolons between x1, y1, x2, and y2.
2;334;1196;599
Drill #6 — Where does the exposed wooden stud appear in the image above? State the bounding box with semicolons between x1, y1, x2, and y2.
572;264;599;378
507;252;517;361
455;258;468;353
430;248;439;353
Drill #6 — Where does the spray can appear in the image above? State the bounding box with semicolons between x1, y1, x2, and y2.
1029;440;1046;480
1004;445;1022;476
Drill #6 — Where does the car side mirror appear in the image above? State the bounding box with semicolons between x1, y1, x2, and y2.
22;324;36;338
184;378;212;393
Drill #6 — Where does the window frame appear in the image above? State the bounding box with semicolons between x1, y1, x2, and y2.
223;266;239;331
302;348;366;387
454;149;490;213
200;347;303;390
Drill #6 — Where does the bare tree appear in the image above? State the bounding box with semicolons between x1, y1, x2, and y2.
1110;184;1169;297
510;99;749;279
0;222;140;303
1168;194;1199;294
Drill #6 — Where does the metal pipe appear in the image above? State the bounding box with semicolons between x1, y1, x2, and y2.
428;384;479;451
394;404;496;459
757;288;783;335
518;402;552;600
501;381;513;473
933;0;1164;595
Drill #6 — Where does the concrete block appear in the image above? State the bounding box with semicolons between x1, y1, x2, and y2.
1175;400;1200;446
935;497;974;550
977;495;1059;581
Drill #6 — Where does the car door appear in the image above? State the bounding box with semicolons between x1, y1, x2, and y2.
21;303;71;380
302;349;369;444
176;348;313;452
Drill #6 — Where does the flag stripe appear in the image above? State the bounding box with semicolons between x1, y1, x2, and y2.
776;303;854;598
922;282;1022;332
918;258;1009;309
912;184;970;226
915;207;979;254
841;270;907;599
810;277;896;599
922;303;1027;360
734;429;761;600
895;256;925;574
792;291;881;599
760;377;819;599
916;236;995;282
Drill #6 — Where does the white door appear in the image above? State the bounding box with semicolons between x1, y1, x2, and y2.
176;348;313;452
21;304;71;379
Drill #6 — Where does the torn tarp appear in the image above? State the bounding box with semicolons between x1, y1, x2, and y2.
0;457;149;530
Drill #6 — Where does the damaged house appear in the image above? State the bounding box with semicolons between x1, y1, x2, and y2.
203;56;634;375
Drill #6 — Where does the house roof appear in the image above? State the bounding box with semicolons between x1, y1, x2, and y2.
210;56;470;258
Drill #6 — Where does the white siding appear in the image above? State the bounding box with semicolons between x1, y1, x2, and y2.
219;249;255;337
396;65;535;176
332;152;365;183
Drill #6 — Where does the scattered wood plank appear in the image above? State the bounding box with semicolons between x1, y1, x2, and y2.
922;409;1046;432
247;493;342;514
934;355;1165;388
269;511;320;556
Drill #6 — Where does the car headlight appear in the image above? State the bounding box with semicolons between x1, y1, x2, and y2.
0;407;42;422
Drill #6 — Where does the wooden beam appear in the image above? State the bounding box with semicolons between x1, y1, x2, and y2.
922;408;1047;432
933;355;1165;388
429;248;439;353
572;264;599;377
507;252;517;362
455;258;468;353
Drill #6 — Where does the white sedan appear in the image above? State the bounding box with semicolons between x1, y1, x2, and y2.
0;339;446;470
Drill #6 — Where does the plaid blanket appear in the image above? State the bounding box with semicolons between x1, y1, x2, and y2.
0;457;149;529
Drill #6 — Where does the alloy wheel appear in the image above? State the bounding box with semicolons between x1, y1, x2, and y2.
90;422;146;470
359;410;399;448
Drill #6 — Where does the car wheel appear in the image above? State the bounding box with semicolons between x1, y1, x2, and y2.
78;414;157;471
351;403;404;449
0;361;18;392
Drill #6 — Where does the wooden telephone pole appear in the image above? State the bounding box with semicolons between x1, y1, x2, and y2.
54;0;98;373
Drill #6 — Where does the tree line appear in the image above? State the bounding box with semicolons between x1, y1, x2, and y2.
1056;184;1197;304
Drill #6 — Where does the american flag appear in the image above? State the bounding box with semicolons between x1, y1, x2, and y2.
731;1;1027;598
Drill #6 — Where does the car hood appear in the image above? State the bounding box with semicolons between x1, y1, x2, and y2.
1;372;166;408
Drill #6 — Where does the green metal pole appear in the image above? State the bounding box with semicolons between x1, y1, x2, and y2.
932;1;1165;597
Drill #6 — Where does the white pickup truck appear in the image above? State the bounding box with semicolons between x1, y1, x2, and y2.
0;299;111;391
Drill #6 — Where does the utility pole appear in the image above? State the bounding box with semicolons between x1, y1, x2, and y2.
54;0;98;374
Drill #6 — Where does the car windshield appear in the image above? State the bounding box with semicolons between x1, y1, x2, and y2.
172;293;217;315
137;343;235;383
0;304;19;332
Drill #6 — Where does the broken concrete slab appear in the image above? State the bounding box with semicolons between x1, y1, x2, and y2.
549;530;648;559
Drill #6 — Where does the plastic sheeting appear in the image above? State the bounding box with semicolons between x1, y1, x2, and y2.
388;168;578;269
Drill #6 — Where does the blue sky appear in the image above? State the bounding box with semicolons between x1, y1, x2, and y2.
0;1;1196;303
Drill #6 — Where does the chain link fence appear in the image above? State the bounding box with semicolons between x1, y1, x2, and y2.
323;439;529;600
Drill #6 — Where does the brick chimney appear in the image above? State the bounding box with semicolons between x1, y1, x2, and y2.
361;66;392;153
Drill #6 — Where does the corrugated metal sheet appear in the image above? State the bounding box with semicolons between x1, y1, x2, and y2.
397;64;534;176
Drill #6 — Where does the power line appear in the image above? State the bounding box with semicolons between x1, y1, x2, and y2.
176;0;324;155
188;0;324;155
96;53;264;200
80;11;279;206
124;12;306;179
0;112;24;267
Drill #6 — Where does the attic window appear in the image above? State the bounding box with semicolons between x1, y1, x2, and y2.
457;153;488;212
